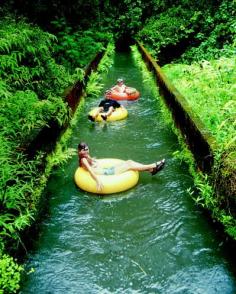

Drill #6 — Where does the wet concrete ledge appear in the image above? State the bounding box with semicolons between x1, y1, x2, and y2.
136;41;217;173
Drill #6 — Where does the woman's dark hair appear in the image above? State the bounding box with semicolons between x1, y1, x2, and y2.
78;142;88;151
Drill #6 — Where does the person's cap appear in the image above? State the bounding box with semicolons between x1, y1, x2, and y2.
78;142;88;150
117;78;124;83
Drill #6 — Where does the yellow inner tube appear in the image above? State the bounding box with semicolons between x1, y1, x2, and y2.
88;107;128;122
74;158;139;195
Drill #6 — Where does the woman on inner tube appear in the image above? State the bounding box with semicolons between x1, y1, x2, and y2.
111;78;128;93
78;142;165;191
108;78;137;96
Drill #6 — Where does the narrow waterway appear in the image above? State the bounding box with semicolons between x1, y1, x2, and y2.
21;52;236;293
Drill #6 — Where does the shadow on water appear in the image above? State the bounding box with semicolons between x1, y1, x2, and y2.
20;52;236;294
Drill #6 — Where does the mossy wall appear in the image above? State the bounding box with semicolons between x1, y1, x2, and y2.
136;41;216;173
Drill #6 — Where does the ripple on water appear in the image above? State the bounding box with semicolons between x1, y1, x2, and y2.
151;265;236;294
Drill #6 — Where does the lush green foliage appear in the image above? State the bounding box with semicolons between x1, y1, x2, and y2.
137;0;235;63
180;0;236;62
0;11;114;291
2;0;144;41
51;18;112;72
96;43;115;73
2;0;232;50
0;17;74;255
133;43;236;239
0;16;113;290
99;0;143;39
162;58;236;149
0;254;23;293
85;43;115;98
134;0;236;239
161;55;236;238
0;18;74;98
162;55;236;238
137;5;203;56
0;0;235;285
1;0;102;30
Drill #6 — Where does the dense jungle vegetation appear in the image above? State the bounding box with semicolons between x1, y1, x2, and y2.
0;0;235;292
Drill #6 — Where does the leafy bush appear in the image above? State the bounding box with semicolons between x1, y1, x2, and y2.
0;16;74;250
0;13;112;292
100;0;143;39
0;17;74;98
137;0;235;64
180;0;236;62
0;254;23;293
137;5;204;57
51;17;112;72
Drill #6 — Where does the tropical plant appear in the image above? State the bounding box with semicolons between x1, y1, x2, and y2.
0;254;23;293
51;17;112;72
0;16;74;251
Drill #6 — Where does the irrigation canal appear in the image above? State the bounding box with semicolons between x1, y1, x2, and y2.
21;51;236;293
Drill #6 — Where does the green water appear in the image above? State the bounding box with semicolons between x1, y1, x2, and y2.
21;52;236;293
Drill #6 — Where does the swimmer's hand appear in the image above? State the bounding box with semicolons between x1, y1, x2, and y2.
96;180;104;192
91;158;98;167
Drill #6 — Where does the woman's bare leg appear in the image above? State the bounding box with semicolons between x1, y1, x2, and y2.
115;160;156;174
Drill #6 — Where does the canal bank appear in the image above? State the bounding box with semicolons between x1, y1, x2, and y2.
20;50;236;293
135;42;236;241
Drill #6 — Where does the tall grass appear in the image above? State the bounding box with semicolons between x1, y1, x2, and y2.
162;58;236;150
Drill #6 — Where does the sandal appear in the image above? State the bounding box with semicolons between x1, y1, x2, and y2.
151;159;165;175
101;114;107;121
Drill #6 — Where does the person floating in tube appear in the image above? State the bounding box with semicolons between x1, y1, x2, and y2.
111;78;127;93
108;78;137;95
88;92;123;121
78;142;166;191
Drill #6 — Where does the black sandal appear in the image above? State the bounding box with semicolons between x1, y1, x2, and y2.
101;114;107;121
151;159;165;175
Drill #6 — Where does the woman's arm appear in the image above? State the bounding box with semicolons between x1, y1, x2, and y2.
82;158;103;191
87;155;97;165
111;85;119;91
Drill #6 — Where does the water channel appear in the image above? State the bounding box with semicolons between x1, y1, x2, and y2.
21;51;236;293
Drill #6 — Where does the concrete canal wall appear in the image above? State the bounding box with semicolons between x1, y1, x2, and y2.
136;41;216;173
